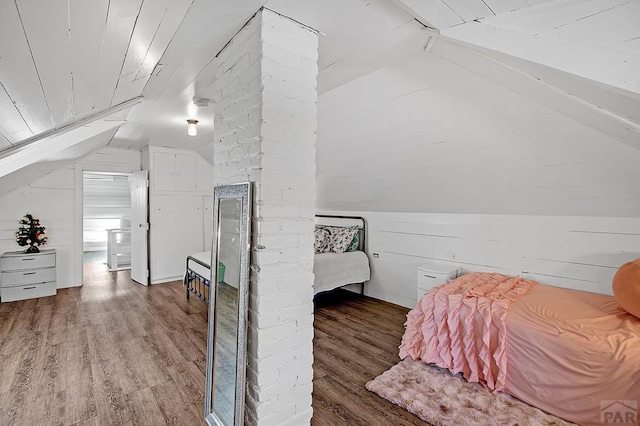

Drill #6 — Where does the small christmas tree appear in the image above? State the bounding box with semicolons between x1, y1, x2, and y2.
16;213;47;253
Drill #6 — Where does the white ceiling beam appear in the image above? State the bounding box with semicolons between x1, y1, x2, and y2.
0;127;119;196
429;38;640;151
389;0;464;29
0;97;142;180
442;21;640;96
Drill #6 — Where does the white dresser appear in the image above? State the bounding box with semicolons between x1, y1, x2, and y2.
1;249;57;303
417;262;459;301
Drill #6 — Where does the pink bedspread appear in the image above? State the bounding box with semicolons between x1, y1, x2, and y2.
400;272;640;425
399;272;536;392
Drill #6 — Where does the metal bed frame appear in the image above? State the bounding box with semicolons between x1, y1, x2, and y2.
184;214;368;302
315;214;368;296
184;255;211;301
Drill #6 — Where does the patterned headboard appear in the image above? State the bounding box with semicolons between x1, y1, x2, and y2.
314;215;366;252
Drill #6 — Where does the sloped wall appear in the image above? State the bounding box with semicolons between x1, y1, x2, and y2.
315;42;640;307
316;46;640;217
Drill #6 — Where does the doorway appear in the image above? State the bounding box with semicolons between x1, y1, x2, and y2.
82;171;132;272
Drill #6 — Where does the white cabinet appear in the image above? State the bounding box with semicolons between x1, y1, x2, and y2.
1;249;57;302
142;146;214;284
153;195;204;280
152;152;196;192
417;262;459;301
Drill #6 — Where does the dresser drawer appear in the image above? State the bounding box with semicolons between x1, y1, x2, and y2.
1;281;56;303
1;267;56;287
416;264;459;301
0;252;55;271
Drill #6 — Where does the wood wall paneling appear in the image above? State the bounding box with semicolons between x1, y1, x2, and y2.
321;211;640;308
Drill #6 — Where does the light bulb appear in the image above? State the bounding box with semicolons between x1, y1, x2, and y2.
187;119;198;136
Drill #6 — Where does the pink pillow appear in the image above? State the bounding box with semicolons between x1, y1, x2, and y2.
612;258;640;319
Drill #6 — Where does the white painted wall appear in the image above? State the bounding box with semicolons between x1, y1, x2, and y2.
0;147;140;288
320;210;640;308
316;43;640;217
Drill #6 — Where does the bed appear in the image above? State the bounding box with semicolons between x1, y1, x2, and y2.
399;272;640;425
184;215;370;301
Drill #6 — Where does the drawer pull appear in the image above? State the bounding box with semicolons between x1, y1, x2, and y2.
23;286;36;290
23;272;36;276
22;258;35;261
423;274;437;279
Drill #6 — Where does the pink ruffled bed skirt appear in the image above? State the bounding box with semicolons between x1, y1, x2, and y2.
399;272;536;392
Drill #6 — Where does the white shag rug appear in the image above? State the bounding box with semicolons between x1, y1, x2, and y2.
366;359;576;426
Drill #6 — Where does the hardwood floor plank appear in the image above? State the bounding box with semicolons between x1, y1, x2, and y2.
151;379;203;426
0;263;421;425
125;387;167;426
91;358;131;425
64;352;97;424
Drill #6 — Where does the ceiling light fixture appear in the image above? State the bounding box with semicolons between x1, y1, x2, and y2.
187;119;198;136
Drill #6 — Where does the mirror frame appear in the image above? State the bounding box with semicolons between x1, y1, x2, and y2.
205;182;252;426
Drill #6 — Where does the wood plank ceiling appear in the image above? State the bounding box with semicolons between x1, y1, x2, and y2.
0;0;639;217
0;0;194;151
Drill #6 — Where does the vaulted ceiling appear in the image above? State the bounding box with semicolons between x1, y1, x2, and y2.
0;0;639;215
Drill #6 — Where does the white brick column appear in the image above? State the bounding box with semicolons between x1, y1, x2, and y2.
213;8;318;426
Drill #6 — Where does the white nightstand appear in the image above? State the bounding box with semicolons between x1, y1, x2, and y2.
417;262;459;301
1;249;57;303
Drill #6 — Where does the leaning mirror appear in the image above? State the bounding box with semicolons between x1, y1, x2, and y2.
205;182;252;426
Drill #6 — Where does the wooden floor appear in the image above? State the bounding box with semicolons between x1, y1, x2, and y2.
0;262;424;425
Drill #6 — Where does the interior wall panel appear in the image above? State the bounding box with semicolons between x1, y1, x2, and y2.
321;210;640;308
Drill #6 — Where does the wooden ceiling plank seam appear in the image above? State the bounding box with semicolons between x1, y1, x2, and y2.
12;0;54;130
0;131;12;149
135;0;196;83
16;0;74;129
112;0;194;106
69;0;110;123
112;0;173;105
140;0;265;103
0;80;32;142
543;2;640;49
480;0;496;16
94;0;143;114
0;1;51;140
132;3;171;82
442;0;493;22
109;0;145;108
67;0;75;122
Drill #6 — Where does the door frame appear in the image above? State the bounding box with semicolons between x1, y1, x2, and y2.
74;163;141;287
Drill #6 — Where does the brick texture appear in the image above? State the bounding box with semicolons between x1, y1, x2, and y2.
213;8;318;426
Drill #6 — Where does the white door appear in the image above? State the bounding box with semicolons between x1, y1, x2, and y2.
130;170;149;285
